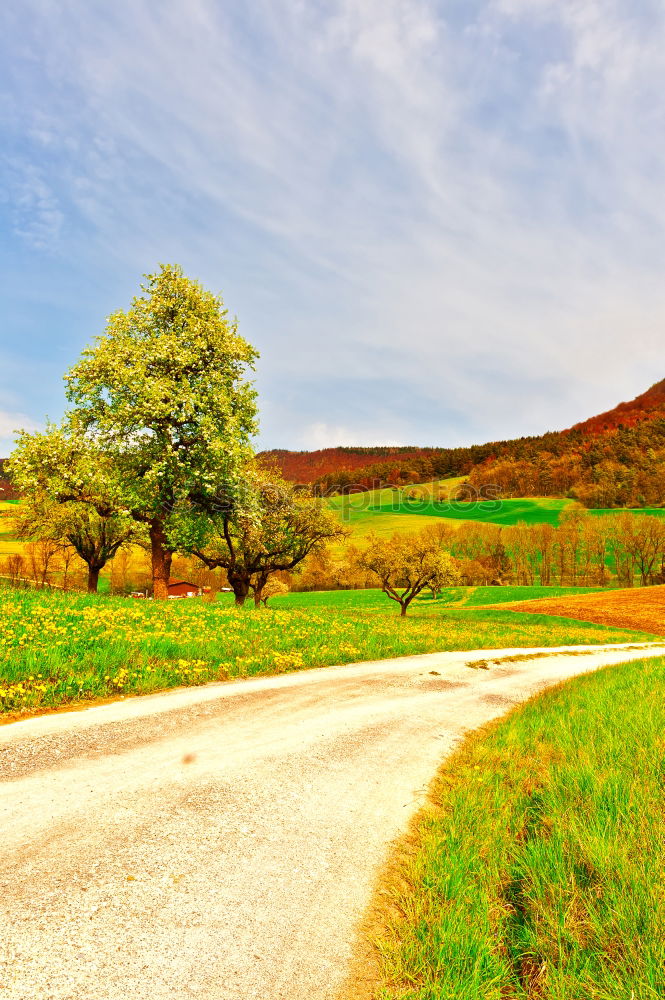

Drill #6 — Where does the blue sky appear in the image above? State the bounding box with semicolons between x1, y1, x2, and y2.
1;0;664;455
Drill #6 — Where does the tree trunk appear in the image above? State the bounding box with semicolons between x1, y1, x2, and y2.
227;570;251;607
400;601;408;616
234;583;250;607
87;565;101;594
252;574;268;607
150;519;173;600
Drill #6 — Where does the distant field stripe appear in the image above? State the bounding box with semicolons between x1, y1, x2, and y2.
587;506;665;518
367;497;570;526
332;490;665;530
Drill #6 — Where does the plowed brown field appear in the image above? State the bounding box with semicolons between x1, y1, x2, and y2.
506;585;665;636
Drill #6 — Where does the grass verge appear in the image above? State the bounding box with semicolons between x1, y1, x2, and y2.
271;586;604;612
0;586;658;719
371;655;665;1000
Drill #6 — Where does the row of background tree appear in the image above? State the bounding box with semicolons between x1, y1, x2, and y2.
297;510;665;591
4;507;663;600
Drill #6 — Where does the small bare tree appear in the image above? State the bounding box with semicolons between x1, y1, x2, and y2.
25;539;62;589
57;544;80;591
356;529;459;616
1;553;26;586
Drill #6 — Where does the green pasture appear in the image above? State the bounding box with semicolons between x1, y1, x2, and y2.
329;505;449;544
0;585;656;718
270;585;603;612
366;496;571;526
327;479;466;543
421;584;605;607
327;477;466;512
588;506;665;519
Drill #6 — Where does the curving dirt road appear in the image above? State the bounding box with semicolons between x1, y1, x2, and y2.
1;641;663;1000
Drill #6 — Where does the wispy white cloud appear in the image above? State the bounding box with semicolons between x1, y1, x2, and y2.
0;409;42;455
301;422;406;449
1;0;664;447
2;160;64;249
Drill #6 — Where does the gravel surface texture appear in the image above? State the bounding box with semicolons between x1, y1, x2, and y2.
1;641;662;1000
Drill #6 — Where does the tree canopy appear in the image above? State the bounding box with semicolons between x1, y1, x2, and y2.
15;496;139;593
356;529;459;615
182;467;347;605
10;265;259;598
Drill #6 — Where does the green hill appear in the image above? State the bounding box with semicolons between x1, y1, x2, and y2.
366;496;570;526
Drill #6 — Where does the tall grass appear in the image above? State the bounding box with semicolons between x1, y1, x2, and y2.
374;656;665;1000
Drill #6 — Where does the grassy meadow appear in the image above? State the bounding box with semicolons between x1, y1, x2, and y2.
325;487;569;545
373;654;665;1000
329;505;449;546
367;496;571;526
265;585;605;611
0;585;657;718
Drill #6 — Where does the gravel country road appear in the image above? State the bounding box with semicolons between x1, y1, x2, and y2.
1;641;663;1000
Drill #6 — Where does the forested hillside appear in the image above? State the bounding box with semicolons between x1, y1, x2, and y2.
262;379;665;508
260;444;497;490
259;447;451;482
467;380;665;507
569;377;665;433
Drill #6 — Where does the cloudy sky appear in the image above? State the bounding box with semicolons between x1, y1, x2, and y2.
1;0;664;455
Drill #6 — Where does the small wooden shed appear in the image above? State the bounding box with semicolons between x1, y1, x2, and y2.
167;580;202;598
